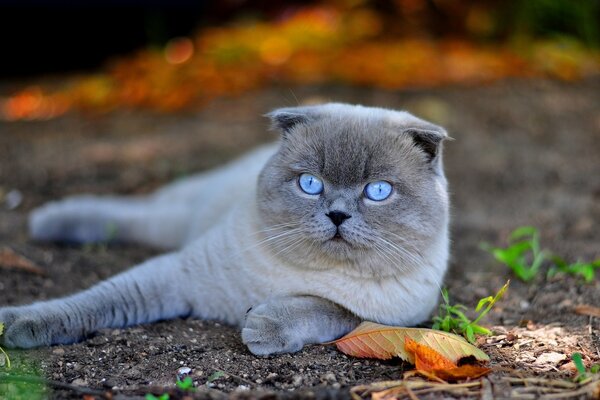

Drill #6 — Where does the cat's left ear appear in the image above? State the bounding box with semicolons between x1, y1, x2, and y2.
265;107;313;137
403;121;449;162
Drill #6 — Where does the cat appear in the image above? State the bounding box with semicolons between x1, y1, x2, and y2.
0;103;450;355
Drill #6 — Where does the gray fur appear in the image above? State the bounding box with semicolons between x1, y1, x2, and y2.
0;103;450;355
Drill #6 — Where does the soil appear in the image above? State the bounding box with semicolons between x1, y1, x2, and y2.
1;79;599;399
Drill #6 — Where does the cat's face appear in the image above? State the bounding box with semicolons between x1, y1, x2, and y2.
257;103;449;279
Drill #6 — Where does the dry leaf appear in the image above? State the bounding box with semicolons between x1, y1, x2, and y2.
432;365;491;382
334;321;489;363
405;337;457;371
575;304;600;318
405;337;491;381
0;246;45;275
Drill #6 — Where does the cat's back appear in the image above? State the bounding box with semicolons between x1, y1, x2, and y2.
153;143;278;243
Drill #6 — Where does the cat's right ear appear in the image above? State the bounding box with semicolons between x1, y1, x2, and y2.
265;108;311;137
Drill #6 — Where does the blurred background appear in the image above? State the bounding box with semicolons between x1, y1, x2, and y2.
1;0;599;120
1;2;600;392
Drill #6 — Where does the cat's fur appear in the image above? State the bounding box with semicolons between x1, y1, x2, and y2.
0;103;450;355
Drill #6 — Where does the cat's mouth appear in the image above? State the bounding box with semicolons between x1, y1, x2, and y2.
329;231;349;244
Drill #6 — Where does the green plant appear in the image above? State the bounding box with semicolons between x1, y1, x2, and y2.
548;256;600;283
572;352;600;383
176;376;195;392
145;394;169;400
483;226;547;282
206;370;225;385
0;322;11;369
432;281;510;343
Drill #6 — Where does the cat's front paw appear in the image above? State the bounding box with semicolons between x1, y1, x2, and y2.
241;304;303;356
0;306;69;348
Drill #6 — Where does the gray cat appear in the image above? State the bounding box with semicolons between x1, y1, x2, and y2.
0;103;449;355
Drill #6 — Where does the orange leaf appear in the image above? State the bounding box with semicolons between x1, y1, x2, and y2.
433;365;491;382
333;322;489;363
405;337;457;372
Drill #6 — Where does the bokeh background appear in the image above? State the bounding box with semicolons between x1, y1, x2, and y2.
1;1;600;397
2;0;599;120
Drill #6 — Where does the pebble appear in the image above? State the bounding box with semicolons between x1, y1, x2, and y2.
71;378;87;386
322;372;337;383
292;375;303;387
52;348;65;355
177;366;192;380
266;372;278;380
5;189;23;210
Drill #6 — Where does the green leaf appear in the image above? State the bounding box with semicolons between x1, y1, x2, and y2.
465;325;475;344
0;322;4;336
475;297;493;312
207;370;225;384
509;226;537;241
572;352;587;377
176;376;195;391
145;394;169;400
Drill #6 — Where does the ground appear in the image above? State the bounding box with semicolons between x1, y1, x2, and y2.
1;79;599;399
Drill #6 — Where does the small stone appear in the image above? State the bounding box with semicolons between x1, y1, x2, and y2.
255;378;263;384
5;189;23;210
534;352;567;366
266;372;278;380
52;348;65;355
71;378;87;386
177;366;192;380
322;372;337;383
292;375;303;387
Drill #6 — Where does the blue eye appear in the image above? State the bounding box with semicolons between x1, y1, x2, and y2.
364;181;393;201
298;173;324;195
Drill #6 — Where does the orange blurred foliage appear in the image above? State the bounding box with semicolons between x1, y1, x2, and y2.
1;4;599;121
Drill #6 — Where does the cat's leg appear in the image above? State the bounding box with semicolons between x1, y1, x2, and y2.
0;252;193;348
241;296;361;355
29;195;192;249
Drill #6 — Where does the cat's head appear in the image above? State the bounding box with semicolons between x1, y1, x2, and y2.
257;103;449;279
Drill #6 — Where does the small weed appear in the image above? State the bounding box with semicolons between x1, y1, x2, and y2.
482;227;547;282
206;370;225;385
176;376;195;392
548;256;600;283
572;352;600;383
432;281;509;343
145;394;169;400
0;322;11;369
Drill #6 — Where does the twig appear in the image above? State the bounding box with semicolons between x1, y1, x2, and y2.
0;373;108;397
575;304;600;318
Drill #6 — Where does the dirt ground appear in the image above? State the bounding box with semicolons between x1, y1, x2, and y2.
1;78;599;399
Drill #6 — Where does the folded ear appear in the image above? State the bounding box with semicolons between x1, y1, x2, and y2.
403;123;448;162
265;107;313;136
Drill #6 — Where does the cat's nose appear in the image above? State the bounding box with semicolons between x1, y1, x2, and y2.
326;211;351;226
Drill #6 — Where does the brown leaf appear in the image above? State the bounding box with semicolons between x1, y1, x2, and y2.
405;337;457;372
432;365;491;382
575;304;600;318
334;321;489;363
0;246;45;275
405;337;491;382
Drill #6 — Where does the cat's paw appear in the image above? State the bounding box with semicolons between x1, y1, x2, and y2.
241;304;303;356
0;306;70;348
29;197;116;243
